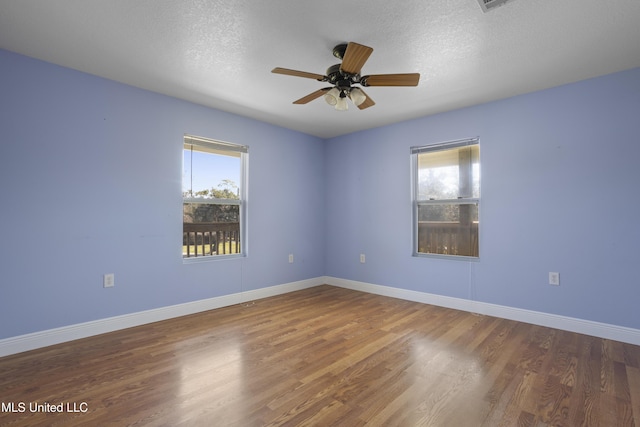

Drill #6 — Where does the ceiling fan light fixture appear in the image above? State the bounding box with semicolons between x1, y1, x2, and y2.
324;87;340;106
349;87;366;106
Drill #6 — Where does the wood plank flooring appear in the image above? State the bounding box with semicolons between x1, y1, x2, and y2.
1;285;639;426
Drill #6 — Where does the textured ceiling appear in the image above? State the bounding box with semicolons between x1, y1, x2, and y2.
1;0;639;138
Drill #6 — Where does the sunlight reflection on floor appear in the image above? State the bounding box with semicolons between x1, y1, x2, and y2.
176;337;246;423
405;335;485;425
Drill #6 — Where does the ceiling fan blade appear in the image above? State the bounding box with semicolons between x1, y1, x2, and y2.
362;73;420;87
272;67;326;81
293;88;332;104
340;42;373;74
356;89;375;110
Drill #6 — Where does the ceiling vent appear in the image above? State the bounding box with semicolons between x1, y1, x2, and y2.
477;0;513;12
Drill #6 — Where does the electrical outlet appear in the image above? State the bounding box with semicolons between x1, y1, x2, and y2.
360;254;366;263
549;272;560;286
288;254;294;264
103;273;115;288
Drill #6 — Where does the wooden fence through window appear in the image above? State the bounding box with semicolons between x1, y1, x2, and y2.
417;221;478;257
183;222;240;257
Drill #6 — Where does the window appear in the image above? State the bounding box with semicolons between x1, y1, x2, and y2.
182;135;247;259
412;138;480;258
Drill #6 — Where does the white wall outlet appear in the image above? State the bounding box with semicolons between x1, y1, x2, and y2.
360;254;366;263
288;254;294;264
549;272;560;286
103;273;115;288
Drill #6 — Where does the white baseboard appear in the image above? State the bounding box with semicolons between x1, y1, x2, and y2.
325;277;640;346
0;277;322;358
3;276;638;358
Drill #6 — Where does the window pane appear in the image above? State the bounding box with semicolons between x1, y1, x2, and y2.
417;204;478;257
183;148;240;198
417;145;479;200
183;203;240;257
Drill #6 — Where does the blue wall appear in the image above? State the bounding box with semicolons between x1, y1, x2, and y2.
1;47;639;340
0;50;326;339
325;67;640;329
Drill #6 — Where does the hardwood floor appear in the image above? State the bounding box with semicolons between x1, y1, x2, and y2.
1;285;639;426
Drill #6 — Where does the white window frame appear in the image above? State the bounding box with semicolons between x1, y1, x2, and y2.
411;137;480;260
182;134;248;262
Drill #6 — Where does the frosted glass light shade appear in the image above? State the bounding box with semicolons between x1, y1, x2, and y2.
335;96;348;111
324;88;340;106
349;88;366;106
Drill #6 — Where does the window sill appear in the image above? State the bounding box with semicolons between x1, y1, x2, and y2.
182;253;245;264
413;252;480;262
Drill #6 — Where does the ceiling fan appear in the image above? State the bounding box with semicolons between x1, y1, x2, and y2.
272;42;420;111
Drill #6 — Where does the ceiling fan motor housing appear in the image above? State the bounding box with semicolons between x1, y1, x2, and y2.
326;63;360;94
327;64;359;93
326;64;342;81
